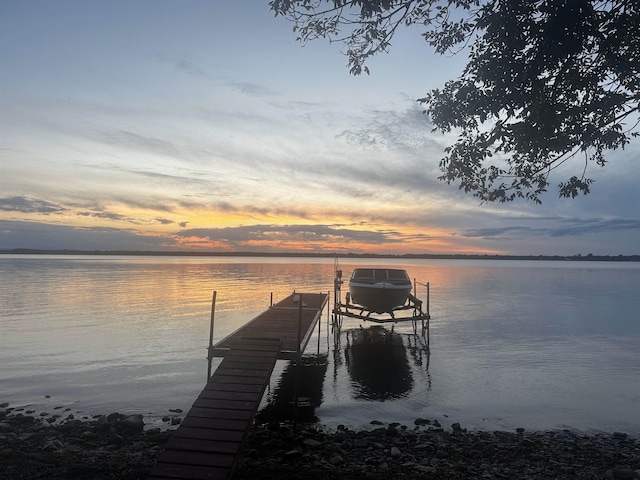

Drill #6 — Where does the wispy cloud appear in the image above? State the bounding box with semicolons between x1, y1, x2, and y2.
177;223;432;246
339;104;439;151
461;217;640;239
77;211;135;222
0;196;66;214
227;81;277;97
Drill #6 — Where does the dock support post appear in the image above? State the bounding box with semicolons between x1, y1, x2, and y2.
294;293;303;432
207;290;217;379
425;282;430;345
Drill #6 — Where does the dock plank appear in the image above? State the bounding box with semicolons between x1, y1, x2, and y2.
191;398;257;411
171;426;245;442
178;417;247;432
197;390;260;402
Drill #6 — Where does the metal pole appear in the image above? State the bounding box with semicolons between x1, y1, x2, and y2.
426;282;430;317
294;293;303;432
316;295;322;356
426;283;430;346
207;291;217;380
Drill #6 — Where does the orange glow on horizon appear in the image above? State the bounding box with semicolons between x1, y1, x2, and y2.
0;201;509;255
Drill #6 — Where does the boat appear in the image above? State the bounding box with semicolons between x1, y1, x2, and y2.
348;268;412;314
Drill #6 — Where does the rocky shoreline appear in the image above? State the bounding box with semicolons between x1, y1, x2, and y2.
1;404;639;479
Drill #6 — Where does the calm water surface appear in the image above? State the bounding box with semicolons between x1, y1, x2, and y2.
1;255;638;435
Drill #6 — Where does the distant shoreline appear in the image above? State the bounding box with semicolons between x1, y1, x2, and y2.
1;249;639;262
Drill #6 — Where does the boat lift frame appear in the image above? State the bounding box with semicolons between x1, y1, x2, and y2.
331;266;431;344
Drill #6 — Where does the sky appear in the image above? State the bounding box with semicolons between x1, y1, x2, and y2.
1;1;639;256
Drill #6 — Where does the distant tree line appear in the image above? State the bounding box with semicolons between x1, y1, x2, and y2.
2;249;639;261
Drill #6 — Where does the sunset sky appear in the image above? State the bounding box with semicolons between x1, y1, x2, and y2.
1;1;639;255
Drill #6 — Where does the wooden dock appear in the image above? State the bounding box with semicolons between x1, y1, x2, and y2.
147;292;329;480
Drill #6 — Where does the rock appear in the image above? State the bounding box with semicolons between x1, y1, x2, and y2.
414;418;430;426
108;433;125;446
329;453;344;465
267;421;280;431
303;438;322;447
370;420;384;425
415;465;437;474
41;439;64;451
107;412;125;423
520;438;536;449
390;446;402;458
284;448;301;457
12;415;35;424
605;467;637;479
170;418;182;426
353;438;369;448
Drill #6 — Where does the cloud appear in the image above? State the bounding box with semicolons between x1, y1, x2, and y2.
177;223;432;246
461;217;640;239
77;211;134;222
0;196;66;214
338;104;440;151
160;55;210;78
0;220;174;251
228;81;277;97
98;130;186;159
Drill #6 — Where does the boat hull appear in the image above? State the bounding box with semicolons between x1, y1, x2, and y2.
348;268;412;314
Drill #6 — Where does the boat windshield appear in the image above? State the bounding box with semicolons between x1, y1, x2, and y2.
387;269;410;280
351;269;410;281
352;269;375;280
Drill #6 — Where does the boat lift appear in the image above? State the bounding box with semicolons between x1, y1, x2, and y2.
331;264;431;344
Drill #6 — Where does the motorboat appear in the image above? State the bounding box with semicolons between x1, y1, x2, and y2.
348;268;412;314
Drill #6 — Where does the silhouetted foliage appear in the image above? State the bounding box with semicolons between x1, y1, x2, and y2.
270;0;640;202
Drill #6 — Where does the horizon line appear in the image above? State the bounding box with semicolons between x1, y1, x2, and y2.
1;249;639;261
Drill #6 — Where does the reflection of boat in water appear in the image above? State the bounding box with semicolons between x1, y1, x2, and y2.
345;326;413;401
348;268;412;314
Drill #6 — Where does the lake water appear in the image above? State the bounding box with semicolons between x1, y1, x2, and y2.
1;255;639;435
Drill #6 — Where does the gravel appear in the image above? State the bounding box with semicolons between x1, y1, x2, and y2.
1;404;638;480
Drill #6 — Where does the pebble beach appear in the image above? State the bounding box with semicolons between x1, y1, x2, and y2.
1;404;639;480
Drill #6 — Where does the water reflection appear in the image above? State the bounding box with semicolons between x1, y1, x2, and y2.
256;355;328;423
344;326;415;400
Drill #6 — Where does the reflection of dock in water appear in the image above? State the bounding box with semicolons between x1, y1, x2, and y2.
256;354;328;423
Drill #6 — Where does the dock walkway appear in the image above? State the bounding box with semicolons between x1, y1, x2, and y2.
147;292;329;480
